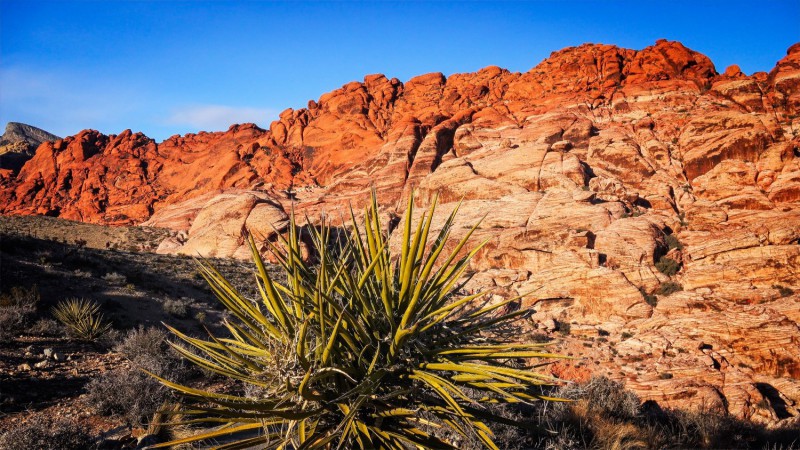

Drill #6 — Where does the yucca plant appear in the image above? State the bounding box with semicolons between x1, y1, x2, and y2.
149;192;566;449
52;298;112;341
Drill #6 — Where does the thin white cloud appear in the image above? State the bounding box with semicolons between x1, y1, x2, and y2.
165;105;277;131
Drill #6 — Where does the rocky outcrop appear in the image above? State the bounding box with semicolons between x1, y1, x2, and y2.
0;122;60;173
2;40;800;424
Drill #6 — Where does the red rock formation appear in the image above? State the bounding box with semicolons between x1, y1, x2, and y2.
2;40;800;424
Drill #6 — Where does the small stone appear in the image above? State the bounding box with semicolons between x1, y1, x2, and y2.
53;352;64;361
43;348;54;358
34;361;48;369
17;363;31;371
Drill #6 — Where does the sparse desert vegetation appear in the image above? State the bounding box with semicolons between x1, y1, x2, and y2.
2;211;796;449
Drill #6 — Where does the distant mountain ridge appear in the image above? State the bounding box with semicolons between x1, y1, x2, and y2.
0;122;60;172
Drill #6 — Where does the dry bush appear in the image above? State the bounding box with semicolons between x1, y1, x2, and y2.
84;368;169;427
161;298;189;318
556;376;641;420
101;272;126;284
533;377;800;449
0;415;95;450
28;318;64;336
0;285;40;341
114;325;188;380
84;326;193;426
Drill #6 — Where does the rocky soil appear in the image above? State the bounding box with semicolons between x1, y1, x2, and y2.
1;39;799;427
0;216;266;446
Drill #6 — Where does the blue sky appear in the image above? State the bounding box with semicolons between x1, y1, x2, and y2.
1;1;798;142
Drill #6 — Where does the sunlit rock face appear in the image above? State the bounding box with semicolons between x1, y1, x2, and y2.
3;40;800;424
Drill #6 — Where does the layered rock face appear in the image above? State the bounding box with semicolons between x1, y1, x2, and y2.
2;40;800;424
0;122;60;173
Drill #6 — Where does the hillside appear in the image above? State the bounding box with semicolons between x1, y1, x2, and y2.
1;39;799;425
0;122;60;173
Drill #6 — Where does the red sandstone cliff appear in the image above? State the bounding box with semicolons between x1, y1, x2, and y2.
2;40;800;424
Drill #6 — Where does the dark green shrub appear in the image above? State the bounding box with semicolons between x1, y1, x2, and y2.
773;284;794;297
656;256;680;276
665;234;684;251
640;287;658;307
656;282;683;296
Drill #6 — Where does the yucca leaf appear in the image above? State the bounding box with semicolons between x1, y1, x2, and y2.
150;190;566;449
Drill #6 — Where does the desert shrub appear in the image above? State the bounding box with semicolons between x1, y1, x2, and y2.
529;378;800;449
29;318;64;336
645;407;747;449
52;298;112;341
0;285;40;341
0;415;95;450
556;376;641;420
162;298;189;318
639;287;658;307
532;377;646;449
114;326;187;380
0;307;29;342
85;368;169;427
656;281;683;296
665;234;684;251
72;269;92;278
101;272;126;284
655;256;680;276
773;284;794;298
0;285;40;309
150;192;567;449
